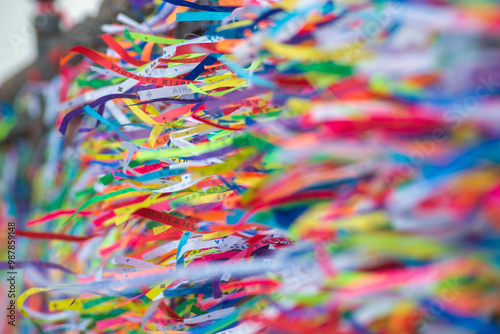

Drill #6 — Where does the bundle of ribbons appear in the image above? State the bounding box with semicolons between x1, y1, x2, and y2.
3;0;500;333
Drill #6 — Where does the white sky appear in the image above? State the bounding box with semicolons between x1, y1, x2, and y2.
0;0;103;86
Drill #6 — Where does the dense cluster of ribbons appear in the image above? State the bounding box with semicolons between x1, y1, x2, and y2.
2;0;500;333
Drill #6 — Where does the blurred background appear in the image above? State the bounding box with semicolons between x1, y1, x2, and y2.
0;0;104;87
